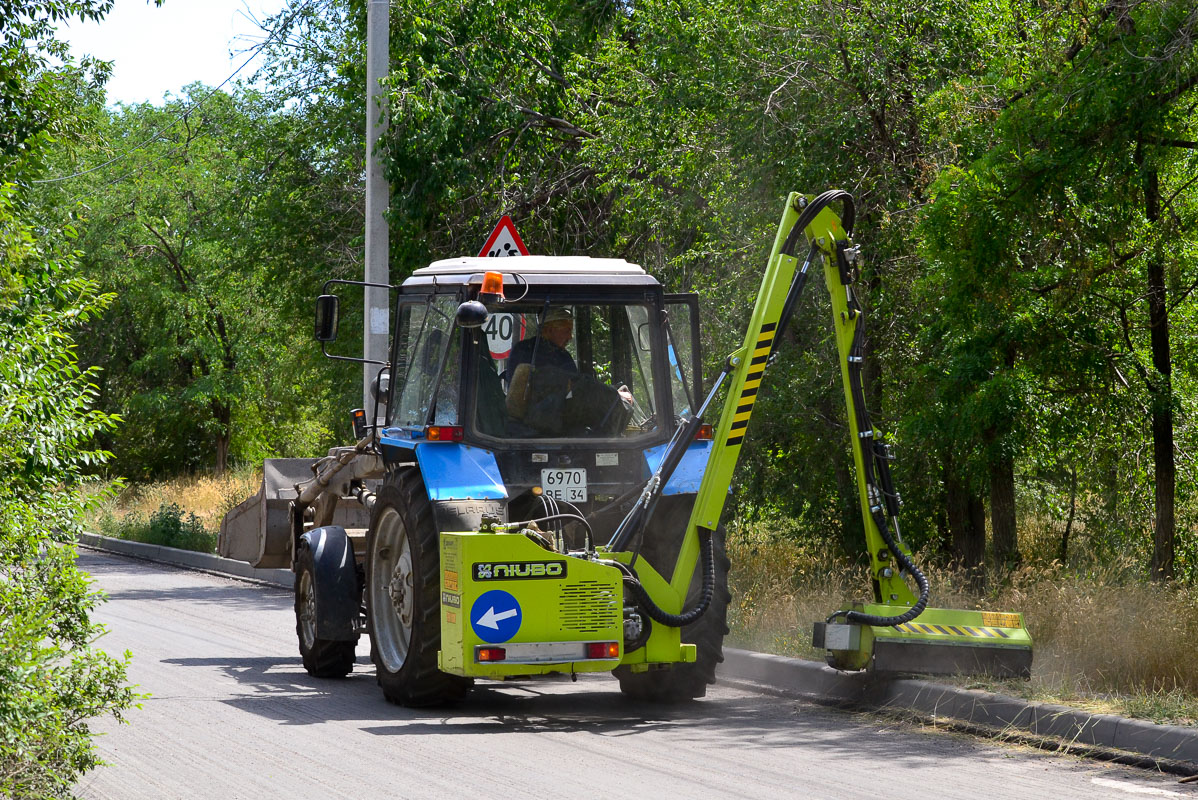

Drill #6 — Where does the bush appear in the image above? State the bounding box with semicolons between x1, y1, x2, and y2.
100;503;216;553
0;192;137;797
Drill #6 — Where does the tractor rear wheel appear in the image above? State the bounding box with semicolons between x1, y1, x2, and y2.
615;501;730;702
294;542;357;678
366;469;471;706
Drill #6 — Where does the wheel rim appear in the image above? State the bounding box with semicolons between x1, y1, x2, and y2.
370;506;415;672
297;568;317;650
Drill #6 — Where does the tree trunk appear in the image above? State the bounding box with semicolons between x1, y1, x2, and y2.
213;400;231;477
990;455;1020;567
1144;166;1175;582
944;451;985;587
1058;466;1077;565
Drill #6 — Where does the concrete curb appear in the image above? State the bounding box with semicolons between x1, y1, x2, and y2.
719;648;1198;767
78;533;292;588
78;533;1197;768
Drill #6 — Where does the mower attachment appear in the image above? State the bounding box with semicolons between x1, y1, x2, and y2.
813;604;1033;679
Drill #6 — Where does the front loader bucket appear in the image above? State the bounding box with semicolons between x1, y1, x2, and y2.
218;458;317;569
814;605;1033;679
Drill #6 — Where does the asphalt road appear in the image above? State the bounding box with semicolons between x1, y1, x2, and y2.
75;550;1195;799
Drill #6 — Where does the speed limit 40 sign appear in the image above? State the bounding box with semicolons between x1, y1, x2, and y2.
484;313;526;360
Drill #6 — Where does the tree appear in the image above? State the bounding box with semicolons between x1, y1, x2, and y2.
920;0;1198;580
1;4;139;794
54;87;360;476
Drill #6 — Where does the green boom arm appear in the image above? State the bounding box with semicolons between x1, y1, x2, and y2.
673;191;925;619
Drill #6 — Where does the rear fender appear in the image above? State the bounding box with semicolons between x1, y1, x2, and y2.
298;526;360;641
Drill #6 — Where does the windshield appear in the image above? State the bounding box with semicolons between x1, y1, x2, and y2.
473;302;661;439
391;296;459;427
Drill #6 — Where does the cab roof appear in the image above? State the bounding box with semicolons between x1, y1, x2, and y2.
414;255;647;277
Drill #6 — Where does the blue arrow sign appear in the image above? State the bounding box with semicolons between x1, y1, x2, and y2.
470;589;523;643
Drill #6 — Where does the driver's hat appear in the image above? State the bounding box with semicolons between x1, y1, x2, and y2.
542;307;573;325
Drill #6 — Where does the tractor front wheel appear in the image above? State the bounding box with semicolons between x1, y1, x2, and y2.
294;542;357;678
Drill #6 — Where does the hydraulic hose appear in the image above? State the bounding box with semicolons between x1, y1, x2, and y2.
779;190;855;258
832;307;930;628
606;527;716;628
778;188;926;628
833;512;930;627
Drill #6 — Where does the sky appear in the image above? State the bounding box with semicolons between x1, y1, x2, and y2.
58;0;290;106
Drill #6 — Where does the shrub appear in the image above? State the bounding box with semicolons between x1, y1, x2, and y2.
0;192;137;797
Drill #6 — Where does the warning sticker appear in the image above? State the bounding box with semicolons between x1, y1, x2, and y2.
443;570;459;591
895;622;1012;640
981;611;1021;628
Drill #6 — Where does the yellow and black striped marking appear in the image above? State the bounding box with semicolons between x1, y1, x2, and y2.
894;622;1012;640
726;323;776;447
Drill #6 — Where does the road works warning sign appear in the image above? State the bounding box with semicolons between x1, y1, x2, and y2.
478;215;529;258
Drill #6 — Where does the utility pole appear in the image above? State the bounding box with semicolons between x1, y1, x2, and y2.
363;0;390;412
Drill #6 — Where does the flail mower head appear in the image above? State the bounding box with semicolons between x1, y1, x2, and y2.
814;604;1033;678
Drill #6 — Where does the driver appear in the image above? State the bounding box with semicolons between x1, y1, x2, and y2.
508;307;578;376
506;307;633;434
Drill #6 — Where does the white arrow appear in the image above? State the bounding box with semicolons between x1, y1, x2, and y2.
476;606;518;630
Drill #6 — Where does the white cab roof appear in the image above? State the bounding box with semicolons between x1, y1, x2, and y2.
416;255;646;276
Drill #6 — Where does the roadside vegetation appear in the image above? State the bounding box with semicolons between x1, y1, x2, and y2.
8;0;1198;787
2;3;140;795
727;514;1198;726
85;471;258;553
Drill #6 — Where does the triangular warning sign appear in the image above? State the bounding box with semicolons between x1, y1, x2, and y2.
479;215;529;257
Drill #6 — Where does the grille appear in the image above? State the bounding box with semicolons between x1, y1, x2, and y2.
557;580;620;634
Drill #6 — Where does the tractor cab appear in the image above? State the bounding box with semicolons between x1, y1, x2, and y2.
375;256;709;544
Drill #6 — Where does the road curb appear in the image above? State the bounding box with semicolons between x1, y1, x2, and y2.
719;648;1198;767
78;533;1197;768
78;532;292;588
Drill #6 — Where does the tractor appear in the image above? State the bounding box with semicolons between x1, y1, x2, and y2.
219;192;1032;706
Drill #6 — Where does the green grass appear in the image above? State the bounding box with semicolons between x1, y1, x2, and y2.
93;502;217;553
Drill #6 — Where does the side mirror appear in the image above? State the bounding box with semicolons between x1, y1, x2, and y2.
315;294;340;342
370;367;391;406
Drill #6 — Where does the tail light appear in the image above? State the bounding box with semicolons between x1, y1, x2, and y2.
586;642;621;659
694;423;714;440
424;425;464;442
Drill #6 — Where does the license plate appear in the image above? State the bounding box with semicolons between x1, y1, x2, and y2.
541;468;587;502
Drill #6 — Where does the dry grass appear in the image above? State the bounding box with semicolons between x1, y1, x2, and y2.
83;469;261;552
86;469;260;530
726;517;1198;726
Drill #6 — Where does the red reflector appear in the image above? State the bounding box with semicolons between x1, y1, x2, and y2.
477;647;506;662
695;423;714;440
587;642;620;659
424;425;464;442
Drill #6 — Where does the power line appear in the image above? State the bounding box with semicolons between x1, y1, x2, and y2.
34;0;316;185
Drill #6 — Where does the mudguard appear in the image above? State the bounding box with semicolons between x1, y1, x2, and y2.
298;526;360;641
